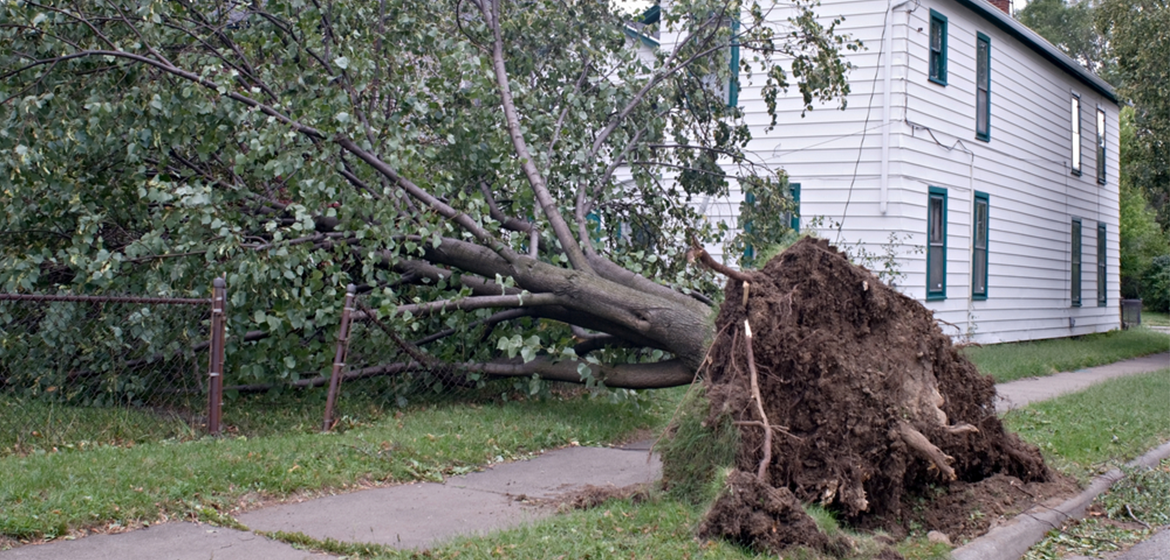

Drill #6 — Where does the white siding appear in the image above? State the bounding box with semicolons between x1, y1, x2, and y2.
659;0;1121;343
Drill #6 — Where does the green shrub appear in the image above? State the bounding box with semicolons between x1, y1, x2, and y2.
1119;180;1170;299
1144;255;1170;312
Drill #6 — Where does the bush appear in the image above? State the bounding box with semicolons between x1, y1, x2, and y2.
1120;183;1170;299
1144;255;1170;312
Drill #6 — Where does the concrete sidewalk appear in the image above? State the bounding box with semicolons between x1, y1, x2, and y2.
994;352;1169;413
1;442;661;560
2;353;1167;560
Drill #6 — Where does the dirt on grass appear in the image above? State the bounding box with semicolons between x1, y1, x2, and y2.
690;237;1069;557
541;482;653;511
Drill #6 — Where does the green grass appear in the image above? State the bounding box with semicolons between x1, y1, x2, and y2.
1143;309;1170;327
0;389;685;540
1024;460;1170;560
963;329;1170;383
272;496;947;560
0;398;197;454
1002;368;1170;473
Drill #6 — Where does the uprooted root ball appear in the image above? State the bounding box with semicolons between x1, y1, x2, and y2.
691;237;1050;554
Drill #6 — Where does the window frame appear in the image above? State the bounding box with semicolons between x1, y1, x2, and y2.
972;191;990;300
1071;94;1082;176
975;32;991;142
1097;222;1107;307
741;182;801;262
929;10;949;86
1071;218;1082;307
789;182;801;233
927;186;948;301
728;18;740;107
1096;107;1106;185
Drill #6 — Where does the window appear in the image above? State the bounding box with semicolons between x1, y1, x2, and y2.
789;183;801;233
1096;108;1106;185
973;192;989;300
1071;95;1082;175
975;33;991;141
743;191;756;262
929;10;948;85
1071;218;1082;306
1097;222;1107;306
741;183;800;264
728;19;740;107
927;187;948;300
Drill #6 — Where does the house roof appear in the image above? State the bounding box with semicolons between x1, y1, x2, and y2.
953;0;1118;104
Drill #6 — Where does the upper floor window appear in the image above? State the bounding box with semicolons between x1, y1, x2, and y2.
975;33;991;141
1071;95;1082;175
728;19;740;107
1096;108;1106;185
929;10;948;85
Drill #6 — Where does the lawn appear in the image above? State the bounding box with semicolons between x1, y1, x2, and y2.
1004;368;1170;560
962;328;1170;383
4;335;1168;559
0;388;685;541
1143;309;1170;327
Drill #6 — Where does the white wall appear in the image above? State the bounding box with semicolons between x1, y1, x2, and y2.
659;0;1120;342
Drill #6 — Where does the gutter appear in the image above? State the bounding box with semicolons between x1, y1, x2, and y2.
881;0;915;214
951;0;1117;104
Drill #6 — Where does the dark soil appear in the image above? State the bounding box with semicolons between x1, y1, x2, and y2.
698;470;851;555
694;237;1058;555
539;483;652;511
885;473;1078;542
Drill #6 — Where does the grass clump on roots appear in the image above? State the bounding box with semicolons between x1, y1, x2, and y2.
656;384;739;506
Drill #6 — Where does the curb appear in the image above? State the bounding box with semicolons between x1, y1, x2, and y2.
951;440;1170;560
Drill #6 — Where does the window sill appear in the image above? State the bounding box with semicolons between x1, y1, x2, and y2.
926;294;946;301
972;294;988;301
929;77;947;87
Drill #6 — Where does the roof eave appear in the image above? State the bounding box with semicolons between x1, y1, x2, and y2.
951;0;1118;104
624;25;660;49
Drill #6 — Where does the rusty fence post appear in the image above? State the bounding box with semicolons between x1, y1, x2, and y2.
323;284;357;432
207;277;227;436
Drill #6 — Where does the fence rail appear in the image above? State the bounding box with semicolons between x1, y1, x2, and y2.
1;284;225;452
0;293;210;305
2;279;531;454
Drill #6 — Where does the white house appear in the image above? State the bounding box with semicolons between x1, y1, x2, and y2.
648;0;1121;344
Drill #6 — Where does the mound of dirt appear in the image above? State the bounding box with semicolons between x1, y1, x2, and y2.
699;470;851;555
694;237;1057;554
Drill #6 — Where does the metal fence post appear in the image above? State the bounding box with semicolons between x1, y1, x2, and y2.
207;277;227;436
323;284;357;432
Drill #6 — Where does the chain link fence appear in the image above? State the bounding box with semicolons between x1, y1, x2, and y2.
2;283;556;454
1;292;217;455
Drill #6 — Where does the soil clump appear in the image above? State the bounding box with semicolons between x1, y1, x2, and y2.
688;237;1060;556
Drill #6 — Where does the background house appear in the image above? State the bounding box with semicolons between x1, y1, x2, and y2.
656;0;1121;343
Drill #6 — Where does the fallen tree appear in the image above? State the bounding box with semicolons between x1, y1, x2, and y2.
0;0;851;391
674;238;1058;556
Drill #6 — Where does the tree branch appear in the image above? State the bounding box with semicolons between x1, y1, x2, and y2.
357;293;563;319
465;356;695;389
481;0;593;274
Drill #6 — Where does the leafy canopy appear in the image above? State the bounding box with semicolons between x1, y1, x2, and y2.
1;0;854;393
